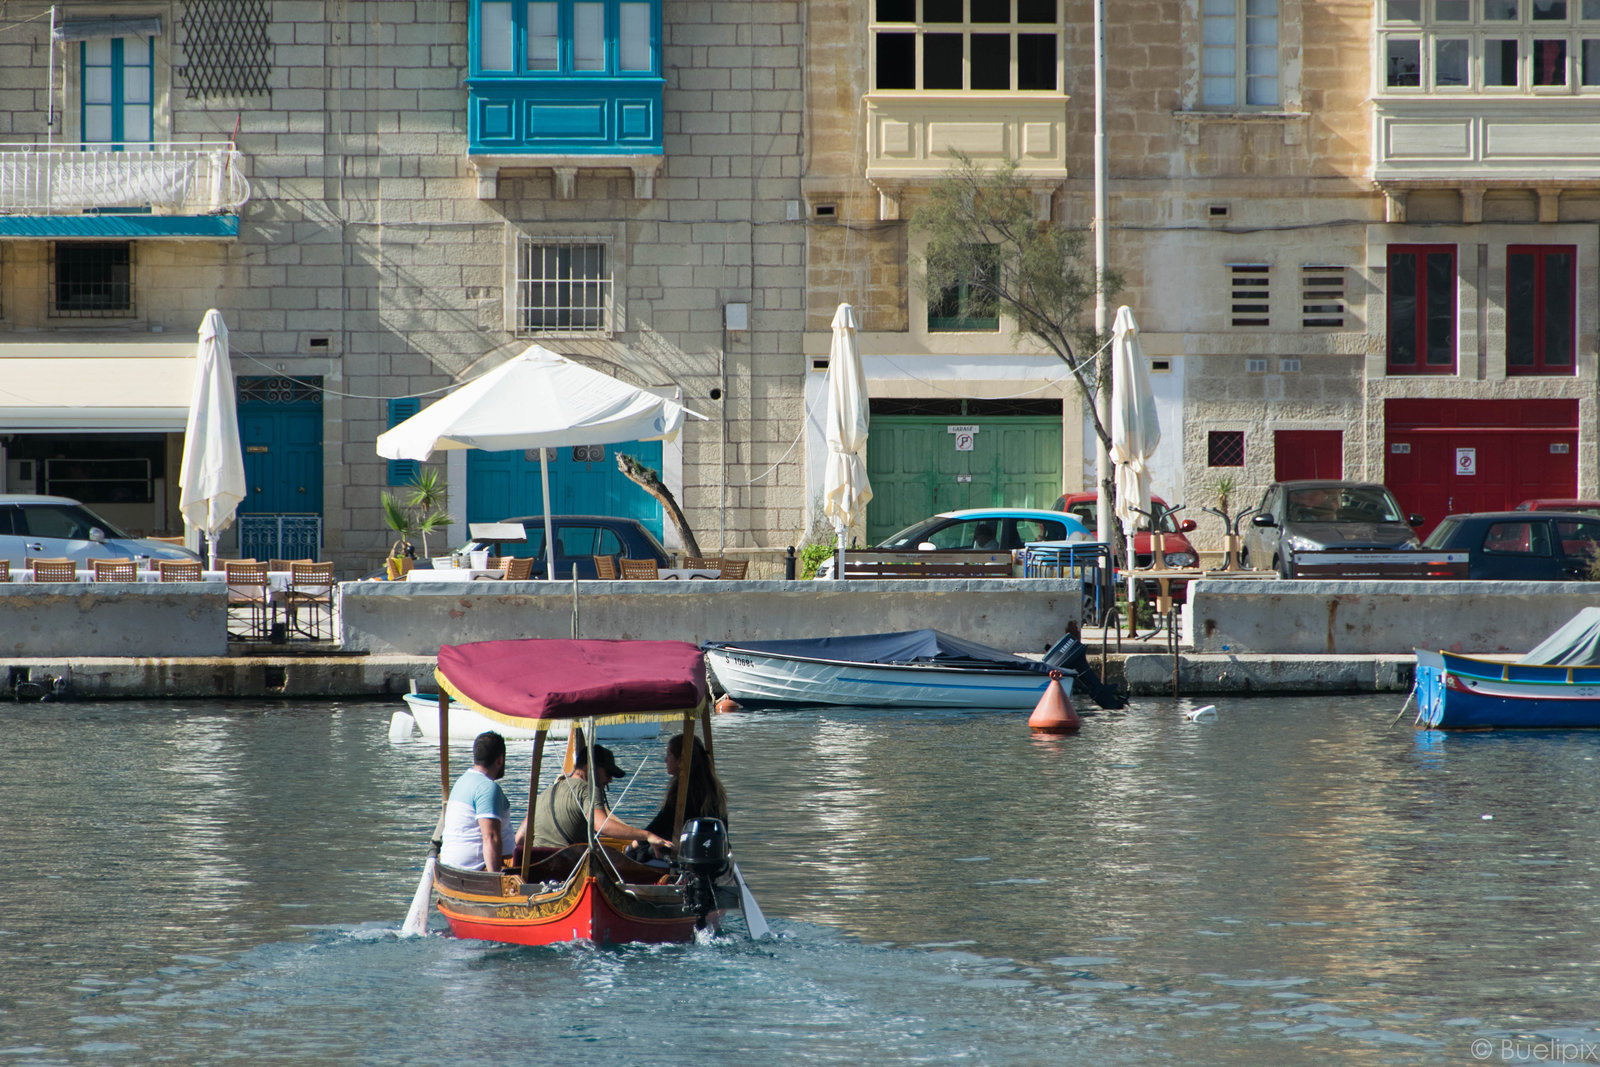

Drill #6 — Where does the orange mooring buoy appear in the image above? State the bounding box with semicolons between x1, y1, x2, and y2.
715;694;741;714
1028;677;1081;734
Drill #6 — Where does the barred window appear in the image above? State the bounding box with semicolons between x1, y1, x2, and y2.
517;238;613;336
1301;265;1346;328
1208;430;1245;466
1228;262;1270;327
51;242;134;317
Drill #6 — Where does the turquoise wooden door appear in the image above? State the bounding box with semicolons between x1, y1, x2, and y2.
466;441;665;537
236;377;323;558
865;416;1062;543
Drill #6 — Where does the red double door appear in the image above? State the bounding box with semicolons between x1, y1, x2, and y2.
1383;398;1577;538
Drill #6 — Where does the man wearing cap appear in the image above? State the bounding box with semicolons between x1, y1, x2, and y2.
531;743;675;853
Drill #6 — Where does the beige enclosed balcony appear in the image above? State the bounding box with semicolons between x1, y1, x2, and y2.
863;92;1068;221
1373;99;1600;184
0;141;249;238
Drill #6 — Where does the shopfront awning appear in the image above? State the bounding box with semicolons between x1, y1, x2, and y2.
0;342;197;431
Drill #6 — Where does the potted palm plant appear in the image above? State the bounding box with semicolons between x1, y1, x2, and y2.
382;492;417;580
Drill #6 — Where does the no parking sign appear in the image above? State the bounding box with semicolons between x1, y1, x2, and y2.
1456;447;1476;476
948;424;978;452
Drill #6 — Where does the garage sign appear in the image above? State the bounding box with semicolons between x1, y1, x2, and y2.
1456;447;1476;476
948;424;978;452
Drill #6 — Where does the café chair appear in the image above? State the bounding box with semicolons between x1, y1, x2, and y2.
224;561;272;640
30;558;78;582
157;559;203;582
619;558;660;580
592;555;618;580
270;558;313;572
0;560;8;581
504;557;536;580
718;558;749;579
284;561;336;640
682;556;721;571
88;558;138;582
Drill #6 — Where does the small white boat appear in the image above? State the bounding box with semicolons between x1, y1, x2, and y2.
400;692;660;741
703;629;1125;710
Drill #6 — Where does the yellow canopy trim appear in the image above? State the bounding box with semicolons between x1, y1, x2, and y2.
433;668;705;731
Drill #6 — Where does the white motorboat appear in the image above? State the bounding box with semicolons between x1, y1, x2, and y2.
703;629;1125;710
399;691;660;741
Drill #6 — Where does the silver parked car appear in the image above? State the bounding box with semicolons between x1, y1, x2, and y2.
0;494;200;568
1242;480;1423;578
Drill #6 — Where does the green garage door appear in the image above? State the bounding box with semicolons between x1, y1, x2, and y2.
865;416;1063;544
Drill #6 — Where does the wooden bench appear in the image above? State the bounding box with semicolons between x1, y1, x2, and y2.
839;551;1017;579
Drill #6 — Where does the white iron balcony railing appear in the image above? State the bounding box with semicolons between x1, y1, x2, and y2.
0;142;250;215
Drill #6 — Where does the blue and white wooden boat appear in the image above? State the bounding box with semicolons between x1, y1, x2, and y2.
703;629;1124;710
1414;608;1600;729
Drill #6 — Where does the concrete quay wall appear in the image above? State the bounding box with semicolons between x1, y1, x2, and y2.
1185;579;1600;656
336;579;1084;656
0;584;227;658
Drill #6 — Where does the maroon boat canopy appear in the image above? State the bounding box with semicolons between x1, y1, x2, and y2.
436;638;708;725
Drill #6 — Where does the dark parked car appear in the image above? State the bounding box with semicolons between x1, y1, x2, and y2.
0;494;199;568
1242;480;1423;578
460;515;671;580
1421;511;1600;580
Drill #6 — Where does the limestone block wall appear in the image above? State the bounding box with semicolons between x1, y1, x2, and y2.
0;1;811;575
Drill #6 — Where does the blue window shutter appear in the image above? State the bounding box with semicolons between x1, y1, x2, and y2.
387;398;421;485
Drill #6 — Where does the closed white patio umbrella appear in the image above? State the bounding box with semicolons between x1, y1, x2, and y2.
822;304;872;579
1110;305;1160;629
178;310;247;570
376;345;706;580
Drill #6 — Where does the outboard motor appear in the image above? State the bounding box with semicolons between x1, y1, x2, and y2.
672;817;730;926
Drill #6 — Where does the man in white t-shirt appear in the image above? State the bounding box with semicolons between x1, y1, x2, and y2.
440;731;516;870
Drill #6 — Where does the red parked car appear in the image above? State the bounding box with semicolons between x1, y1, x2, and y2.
1053;492;1199;569
1513;499;1600;515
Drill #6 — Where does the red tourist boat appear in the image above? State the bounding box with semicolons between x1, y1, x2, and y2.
419;638;760;946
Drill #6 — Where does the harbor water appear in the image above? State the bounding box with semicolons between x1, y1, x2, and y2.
3;694;1599;1065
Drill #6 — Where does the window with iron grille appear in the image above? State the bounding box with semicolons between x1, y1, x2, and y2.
51;242;134;317
176;0;273;98
1228;263;1270;327
1208;430;1245;467
1301;264;1346;328
516;238;613;336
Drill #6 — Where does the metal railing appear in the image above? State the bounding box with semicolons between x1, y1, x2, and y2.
0;141;250;215
239;514;322;563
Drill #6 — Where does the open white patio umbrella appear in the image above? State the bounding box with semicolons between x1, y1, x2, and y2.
822;304;872;580
178;309;247;570
1109;306;1160;627
375;345;706;580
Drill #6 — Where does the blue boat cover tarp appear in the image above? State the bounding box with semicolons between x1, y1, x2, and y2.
1519;607;1600;666
704;629;1046;672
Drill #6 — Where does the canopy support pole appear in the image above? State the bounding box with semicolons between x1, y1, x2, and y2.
520;730;547;882
437;691;450;807
671;710;696;839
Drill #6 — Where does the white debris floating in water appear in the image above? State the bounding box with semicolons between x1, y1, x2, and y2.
1482;814;1494;820
1184;705;1217;722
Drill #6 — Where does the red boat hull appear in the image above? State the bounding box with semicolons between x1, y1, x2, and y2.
432;847;728;947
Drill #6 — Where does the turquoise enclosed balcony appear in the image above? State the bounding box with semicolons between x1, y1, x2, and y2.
467;0;663;200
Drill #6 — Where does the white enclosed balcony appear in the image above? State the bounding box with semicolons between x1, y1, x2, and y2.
0;142;249;239
1373;99;1600;184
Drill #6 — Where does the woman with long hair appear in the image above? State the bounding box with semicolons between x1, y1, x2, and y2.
644;733;728;842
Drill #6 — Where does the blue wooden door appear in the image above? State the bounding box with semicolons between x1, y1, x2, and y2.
466;441;665;537
236;377;323;558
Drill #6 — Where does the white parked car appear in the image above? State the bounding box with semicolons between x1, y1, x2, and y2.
0;494;200;568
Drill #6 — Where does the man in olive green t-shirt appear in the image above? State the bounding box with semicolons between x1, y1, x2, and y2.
531;743;674;854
